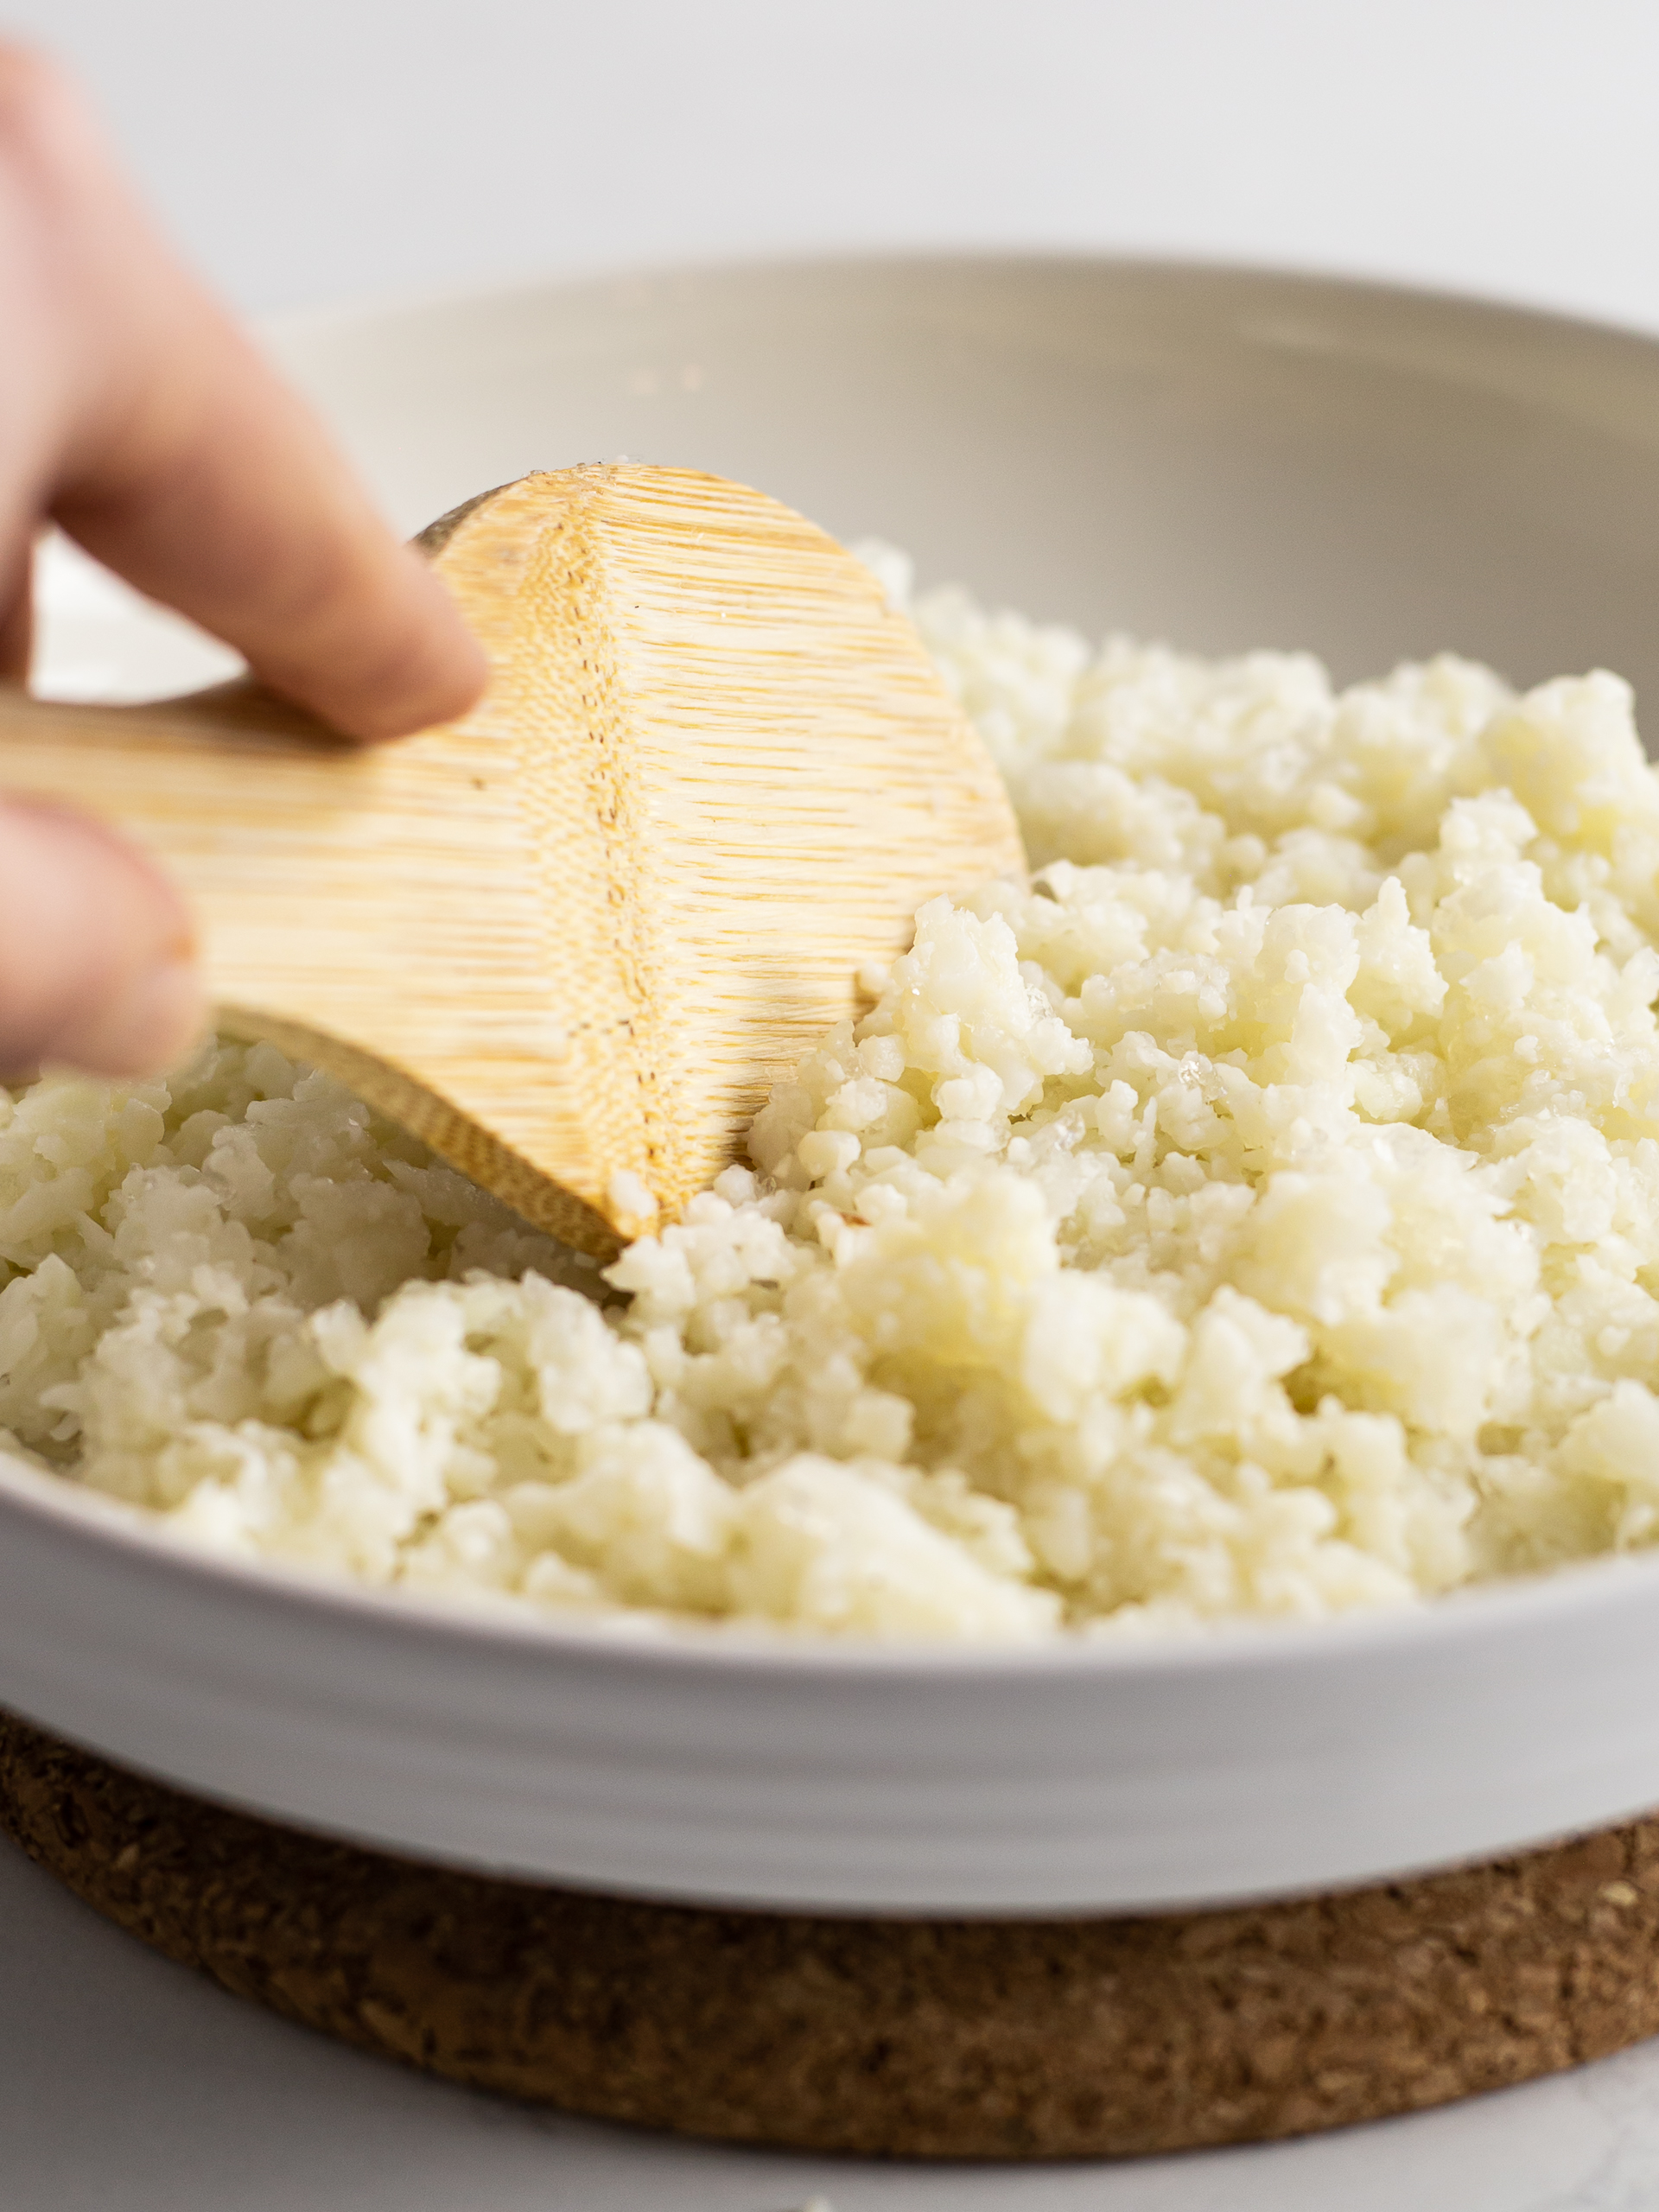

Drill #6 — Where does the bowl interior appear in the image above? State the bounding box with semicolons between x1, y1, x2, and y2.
286;256;1659;715
41;257;1659;717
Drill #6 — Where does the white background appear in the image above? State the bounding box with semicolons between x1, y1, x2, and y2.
7;0;1659;334
7;3;1659;2206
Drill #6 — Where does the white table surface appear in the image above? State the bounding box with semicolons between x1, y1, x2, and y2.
6;1827;1659;2212
9;3;1659;2202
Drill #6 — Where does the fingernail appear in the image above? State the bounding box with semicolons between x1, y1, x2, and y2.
48;960;208;1079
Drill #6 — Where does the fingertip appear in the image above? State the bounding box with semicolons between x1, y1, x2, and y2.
344;557;491;741
45;956;207;1078
254;555;491;744
0;798;204;1082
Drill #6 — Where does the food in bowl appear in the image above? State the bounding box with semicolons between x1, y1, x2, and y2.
4;546;1659;1641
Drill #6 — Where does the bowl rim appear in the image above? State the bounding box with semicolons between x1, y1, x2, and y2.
261;238;1659;366
9;1432;1659;1687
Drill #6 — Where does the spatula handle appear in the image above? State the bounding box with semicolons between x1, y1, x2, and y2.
0;676;353;849
0;674;607;1245
0;677;409;1024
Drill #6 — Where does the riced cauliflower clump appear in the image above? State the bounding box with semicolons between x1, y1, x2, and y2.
9;548;1659;1639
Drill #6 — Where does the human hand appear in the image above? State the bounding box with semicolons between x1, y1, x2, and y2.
0;44;489;1083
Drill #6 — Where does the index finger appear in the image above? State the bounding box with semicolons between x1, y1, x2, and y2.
0;46;487;743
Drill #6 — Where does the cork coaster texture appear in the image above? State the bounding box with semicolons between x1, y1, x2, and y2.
3;1707;1658;2160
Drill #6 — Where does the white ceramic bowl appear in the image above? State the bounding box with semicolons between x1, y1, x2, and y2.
16;254;1659;1917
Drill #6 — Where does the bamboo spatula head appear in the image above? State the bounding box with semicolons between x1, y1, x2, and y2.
0;467;1025;1253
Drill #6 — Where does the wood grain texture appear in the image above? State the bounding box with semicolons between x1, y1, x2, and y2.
4;1707;1659;2161
0;467;1024;1249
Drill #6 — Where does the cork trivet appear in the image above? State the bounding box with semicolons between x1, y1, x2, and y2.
3;1707;1657;2160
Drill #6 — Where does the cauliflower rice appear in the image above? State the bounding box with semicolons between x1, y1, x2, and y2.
7;549;1659;1639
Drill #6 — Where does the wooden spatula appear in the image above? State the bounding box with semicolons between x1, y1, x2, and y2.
0;466;1024;1255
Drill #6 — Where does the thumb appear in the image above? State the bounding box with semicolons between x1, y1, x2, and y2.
0;798;205;1080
